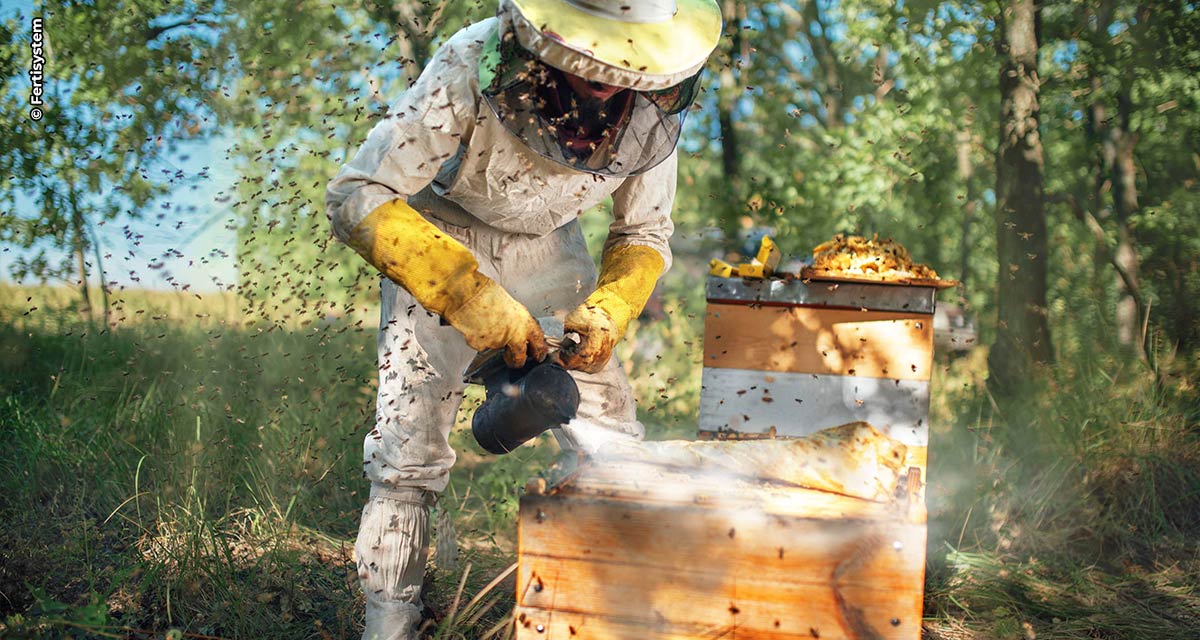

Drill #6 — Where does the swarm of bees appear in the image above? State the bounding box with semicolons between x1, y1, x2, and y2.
811;234;940;280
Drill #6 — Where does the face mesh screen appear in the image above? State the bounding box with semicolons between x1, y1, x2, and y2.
480;29;691;177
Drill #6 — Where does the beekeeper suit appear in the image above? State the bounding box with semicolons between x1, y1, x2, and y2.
325;0;721;637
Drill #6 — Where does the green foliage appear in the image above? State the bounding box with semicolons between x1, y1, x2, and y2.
1138;187;1200;351
0;1;228;286
3;0;1200;638
674;0;1000;320
1036;0;1200;358
224;0;493;313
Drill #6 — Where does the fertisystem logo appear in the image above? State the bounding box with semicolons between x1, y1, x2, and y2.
29;17;46;121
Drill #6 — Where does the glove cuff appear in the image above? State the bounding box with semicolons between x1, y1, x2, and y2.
443;278;518;334
582;244;664;339
347;199;489;316
577;290;630;338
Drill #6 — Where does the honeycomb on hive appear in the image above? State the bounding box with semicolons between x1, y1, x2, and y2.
810;233;940;280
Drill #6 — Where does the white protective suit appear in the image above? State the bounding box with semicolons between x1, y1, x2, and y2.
325;16;679;640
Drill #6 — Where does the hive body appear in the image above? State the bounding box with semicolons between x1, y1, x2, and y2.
515;462;926;639
700;276;936;484
513;276;938;639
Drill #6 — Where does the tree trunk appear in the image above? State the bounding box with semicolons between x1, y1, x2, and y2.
988;0;1053;407
716;0;745;242
717;100;741;210
1082;0;1146;358
369;1;442;72
90;222;110;328
956;128;978;297
1111;90;1143;356
1086;72;1112;325
70;203;91;319
805;0;843;128
872;44;894;102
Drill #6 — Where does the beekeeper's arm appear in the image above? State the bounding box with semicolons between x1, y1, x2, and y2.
325;42;547;368
561;152;677;373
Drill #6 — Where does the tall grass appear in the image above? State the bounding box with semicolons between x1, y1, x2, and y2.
0;285;525;638
2;282;1198;639
924;337;1200;639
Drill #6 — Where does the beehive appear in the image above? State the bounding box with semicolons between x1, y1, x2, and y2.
700;275;936;485
513;459;926;639
512;274;940;639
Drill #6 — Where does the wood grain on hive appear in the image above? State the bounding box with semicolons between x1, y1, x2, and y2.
513;462;926;639
699;276;937;479
511;275;939;639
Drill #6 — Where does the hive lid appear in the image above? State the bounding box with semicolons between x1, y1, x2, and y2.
706;275;937;313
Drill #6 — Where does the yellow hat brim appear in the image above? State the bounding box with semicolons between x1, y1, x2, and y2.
507;0;722;85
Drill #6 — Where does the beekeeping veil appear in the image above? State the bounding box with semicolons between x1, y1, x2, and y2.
481;0;723;177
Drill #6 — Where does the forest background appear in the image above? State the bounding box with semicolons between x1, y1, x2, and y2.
2;0;1198;638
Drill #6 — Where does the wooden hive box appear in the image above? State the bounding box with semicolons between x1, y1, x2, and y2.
700;275;937;487
512;274;940;639
513;459;926;639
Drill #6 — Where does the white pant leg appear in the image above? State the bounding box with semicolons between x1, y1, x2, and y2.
363;276;477;493
357;218;483;640
358;487;433;640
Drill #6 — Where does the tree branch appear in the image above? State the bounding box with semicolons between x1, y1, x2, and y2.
1048;191;1144;312
146;16;219;41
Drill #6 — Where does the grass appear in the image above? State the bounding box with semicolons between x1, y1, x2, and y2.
0;281;702;639
922;338;1200;639
1;282;1198;639
0;287;372;638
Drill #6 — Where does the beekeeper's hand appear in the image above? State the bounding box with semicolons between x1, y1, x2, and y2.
561;303;620;374
347;198;548;368
444;281;549;368
559;244;664;374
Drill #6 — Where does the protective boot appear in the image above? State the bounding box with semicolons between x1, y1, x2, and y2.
357;487;433;640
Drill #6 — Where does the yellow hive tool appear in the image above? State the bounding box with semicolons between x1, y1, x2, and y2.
756;236;782;271
709;258;736;278
711;236;782;280
732;236;782;279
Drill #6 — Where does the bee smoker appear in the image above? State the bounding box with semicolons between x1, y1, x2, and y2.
463;335;580;455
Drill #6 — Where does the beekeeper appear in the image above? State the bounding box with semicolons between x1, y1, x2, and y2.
325;0;721;637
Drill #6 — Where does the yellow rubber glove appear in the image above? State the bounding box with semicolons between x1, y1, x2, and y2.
347;199;548;368
560;244;664;374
